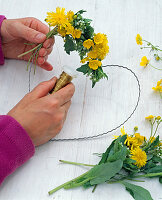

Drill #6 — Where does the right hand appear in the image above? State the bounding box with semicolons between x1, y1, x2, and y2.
7;77;75;146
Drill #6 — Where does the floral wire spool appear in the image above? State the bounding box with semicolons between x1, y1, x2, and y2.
50;66;77;93
50;64;141;142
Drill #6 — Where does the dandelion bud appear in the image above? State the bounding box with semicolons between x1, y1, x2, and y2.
134;126;138;132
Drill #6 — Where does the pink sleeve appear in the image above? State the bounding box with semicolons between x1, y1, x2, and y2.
0;15;6;65
0;115;35;184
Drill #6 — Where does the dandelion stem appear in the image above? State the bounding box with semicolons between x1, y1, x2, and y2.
133;172;162;178
48;171;89;195
59;160;95;167
18;44;42;58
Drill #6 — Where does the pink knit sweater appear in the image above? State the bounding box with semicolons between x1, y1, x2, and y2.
0;15;35;185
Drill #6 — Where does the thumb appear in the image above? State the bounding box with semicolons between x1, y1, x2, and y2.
17;23;46;43
31;77;57;99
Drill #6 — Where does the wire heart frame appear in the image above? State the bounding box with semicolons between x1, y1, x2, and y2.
48;64;141;142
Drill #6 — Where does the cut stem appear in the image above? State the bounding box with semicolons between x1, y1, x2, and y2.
48;171;89;195
59;160;95;167
18;44;42;58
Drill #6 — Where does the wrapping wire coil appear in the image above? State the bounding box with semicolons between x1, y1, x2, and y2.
51;71;73;93
50;64;141;142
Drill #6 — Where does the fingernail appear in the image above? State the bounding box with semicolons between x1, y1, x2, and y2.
36;33;45;41
47;43;50;48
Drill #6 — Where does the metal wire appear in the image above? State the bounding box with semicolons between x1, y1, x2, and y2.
49;64;141;142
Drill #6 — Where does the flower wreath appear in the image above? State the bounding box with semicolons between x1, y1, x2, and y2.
19;7;109;87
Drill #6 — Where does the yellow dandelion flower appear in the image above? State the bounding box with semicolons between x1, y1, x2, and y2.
121;127;127;135
145;115;154;120
140;56;149;67
46;7;69;27
134;133;146;146
83;39;94;49
66;10;74;22
113;135;119;139
72;29;82;39
152;79;162;92
113;126;126;140
136;34;143;45
131;148;147;168
94;33;105;44
124;136;139;150
89;60;102;70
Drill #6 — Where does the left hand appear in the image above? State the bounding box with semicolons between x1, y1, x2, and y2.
1;17;54;71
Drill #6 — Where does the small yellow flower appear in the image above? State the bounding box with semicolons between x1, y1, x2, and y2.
94;33;105;44
80;57;90;64
66;10;74;21
65;25;74;35
145;115;154;120
134;133;146;146
136;34;143;45
87;50;98;59
152;79;162;92
131;148;147;168
140;56;149;67
83;39;94;49
58;26;66;37
72;29;82;39
88;60;102;70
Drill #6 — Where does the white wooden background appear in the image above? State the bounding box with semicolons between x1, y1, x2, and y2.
0;0;162;199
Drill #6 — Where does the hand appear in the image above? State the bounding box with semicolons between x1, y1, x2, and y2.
1;17;54;71
7;78;75;146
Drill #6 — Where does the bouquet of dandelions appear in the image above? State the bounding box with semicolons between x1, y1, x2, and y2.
48;115;162;200
18;7;109;88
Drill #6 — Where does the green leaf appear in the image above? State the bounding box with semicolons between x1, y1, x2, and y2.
152;156;162;164
76;10;86;15
145;136;160;152
150;136;160;149
142;160;156;172
98;140;115;165
121;181;153;200
107;146;127;162
64;36;76;54
113;136;122;153
76;64;89;75
84;25;94;39
87;160;123;185
145;165;162;173
159;176;162;184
